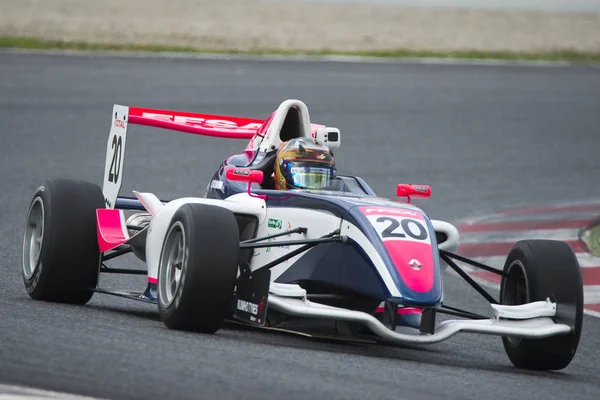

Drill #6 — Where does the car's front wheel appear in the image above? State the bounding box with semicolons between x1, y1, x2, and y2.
157;203;240;333
500;239;584;370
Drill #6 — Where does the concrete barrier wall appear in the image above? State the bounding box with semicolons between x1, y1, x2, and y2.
1;0;599;53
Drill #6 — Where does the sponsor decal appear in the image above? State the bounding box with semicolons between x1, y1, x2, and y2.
408;259;422;270
290;166;332;175
237;299;259;315
114;112;126;128
141;112;262;130
233;169;250;176
268;218;282;229
413;186;428;193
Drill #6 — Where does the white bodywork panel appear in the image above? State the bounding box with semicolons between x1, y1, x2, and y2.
430;219;460;272
102;105;129;209
258;99;313;153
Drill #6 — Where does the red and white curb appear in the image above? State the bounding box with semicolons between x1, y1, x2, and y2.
454;202;600;318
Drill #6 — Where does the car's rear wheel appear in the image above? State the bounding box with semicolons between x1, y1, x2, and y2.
157;203;240;333
22;179;105;304
500;239;584;370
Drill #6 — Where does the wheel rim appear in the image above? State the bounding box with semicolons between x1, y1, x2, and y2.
501;260;528;346
22;197;45;279
158;222;186;307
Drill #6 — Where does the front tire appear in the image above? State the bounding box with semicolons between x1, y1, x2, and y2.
157;203;240;333
500;240;584;370
22;179;105;304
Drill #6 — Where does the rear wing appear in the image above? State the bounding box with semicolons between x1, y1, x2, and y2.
102;105;265;209
101;101;342;209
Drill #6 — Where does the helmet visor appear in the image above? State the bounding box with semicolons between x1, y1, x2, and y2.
289;163;336;189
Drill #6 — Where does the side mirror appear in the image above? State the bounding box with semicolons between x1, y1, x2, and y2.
396;184;431;203
225;168;266;200
226;168;264;184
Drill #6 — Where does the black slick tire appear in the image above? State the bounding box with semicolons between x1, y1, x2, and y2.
500;239;584;371
22;179;105;304
157;203;239;334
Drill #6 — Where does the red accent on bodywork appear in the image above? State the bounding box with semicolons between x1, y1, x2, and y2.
148;277;158;284
96;209;129;253
396;184;431;204
128;107;264;139
376;307;423;315
385;240;435;292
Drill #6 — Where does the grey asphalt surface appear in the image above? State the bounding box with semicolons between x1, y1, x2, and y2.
1;52;600;400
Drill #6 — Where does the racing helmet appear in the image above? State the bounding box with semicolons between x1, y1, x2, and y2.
274;137;336;190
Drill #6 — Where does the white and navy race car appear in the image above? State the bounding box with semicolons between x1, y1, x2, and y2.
22;99;584;371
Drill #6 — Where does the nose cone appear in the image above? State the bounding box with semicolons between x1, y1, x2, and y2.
356;205;443;306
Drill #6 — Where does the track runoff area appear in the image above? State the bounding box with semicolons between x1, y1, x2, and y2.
455;202;600;317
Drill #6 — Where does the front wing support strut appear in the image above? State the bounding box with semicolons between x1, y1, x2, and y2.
440;251;499;304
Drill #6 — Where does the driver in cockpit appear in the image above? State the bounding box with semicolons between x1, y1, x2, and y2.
273;137;337;191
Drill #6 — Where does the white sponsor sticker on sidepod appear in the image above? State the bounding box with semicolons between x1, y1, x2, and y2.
210;180;224;191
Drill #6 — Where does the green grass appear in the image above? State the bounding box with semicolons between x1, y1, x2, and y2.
584;223;600;257
2;36;600;63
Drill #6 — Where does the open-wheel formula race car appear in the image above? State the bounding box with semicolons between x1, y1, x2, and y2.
22;99;584;371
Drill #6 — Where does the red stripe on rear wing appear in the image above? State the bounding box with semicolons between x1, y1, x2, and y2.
128;107;265;139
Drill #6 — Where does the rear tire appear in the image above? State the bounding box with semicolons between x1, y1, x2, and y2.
22;179;105;304
157;203;240;333
500;240;584;370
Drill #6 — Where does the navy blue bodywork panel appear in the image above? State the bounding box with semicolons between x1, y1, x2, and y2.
275;242;388;300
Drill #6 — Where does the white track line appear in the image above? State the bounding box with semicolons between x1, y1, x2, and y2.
0;384;102;399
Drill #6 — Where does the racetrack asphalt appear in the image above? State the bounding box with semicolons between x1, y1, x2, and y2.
1;52;599;400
